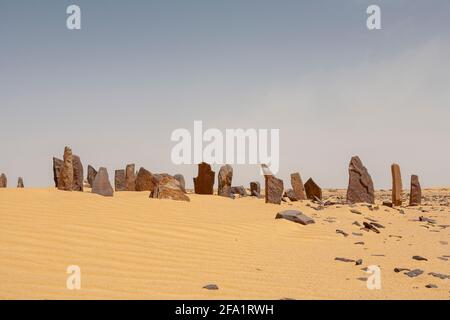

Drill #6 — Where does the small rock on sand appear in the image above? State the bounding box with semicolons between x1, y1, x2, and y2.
203;284;219;290
276;210;315;225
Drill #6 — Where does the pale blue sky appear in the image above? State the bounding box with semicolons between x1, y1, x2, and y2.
0;0;449;188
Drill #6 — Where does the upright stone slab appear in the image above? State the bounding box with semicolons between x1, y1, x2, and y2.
72;155;84;192
265;175;284;204
53;157;63;188
0;173;7;188
346;156;375;204
391;163;403;206
115;169;126;191
92;167;114;197
125;164;136;191
250;181;261;197
58;147;73;191
193;162;215;195
409;175;422;206
151;175;190;202
17;177;24;188
174;174;186;193
87;165;97;188
304;178;322;200
135;167;155;192
290;172;307;200
218;165;233;197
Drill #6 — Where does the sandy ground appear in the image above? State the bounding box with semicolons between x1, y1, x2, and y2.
0;188;449;300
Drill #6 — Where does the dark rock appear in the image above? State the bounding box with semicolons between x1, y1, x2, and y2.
276;210;315;225
382;201;393;208
87;165;97;187
58;147;73;191
91;167;114;197
125;164;136;191
231;186;246;196
363;222;380;233
391;163;403;206
412;255;428;261
355;259;363;266
250;182;261;197
350;209;362;215
193;162;215;195
304;178;322;200
218;165;233;197
394;268;410;273
335;257;355;263
115;169;126;191
265;175;284;205
347;156;375;204
17;177;24;188
354;241;365;245
290;172;306;200
52;158;63;187
428;272;450;280
0;173;7;188
203;284;219;290
409;175;422;206
336;229;349;237
72;155;84;192
151;175;190;202
135;167;156;192
173;174;186;193
425;284;438;289
283;189;298;201
404;269;424;278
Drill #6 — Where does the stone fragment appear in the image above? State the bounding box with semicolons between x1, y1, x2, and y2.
52;158;63;187
58;147;73;191
0;173;7;188
17;177;24;188
72;155;84;192
115;169;126;191
265;175;283;205
391;163;403;206
409;175;422;206
304;178;322;200
275;210;315;225
346;156;375;204
125;164;136;191
202;284;219;290
193;162;215;195
173;174;186;193
87;165;97;187
290;172;306;200
135;167;156;192
151;175;190;201
218;165;233;197
91;167;114;197
412;255;428;261
404;269;423;278
283;189;298;201
250;182;261;197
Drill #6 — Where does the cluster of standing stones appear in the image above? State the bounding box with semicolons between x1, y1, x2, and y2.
2;147;422;208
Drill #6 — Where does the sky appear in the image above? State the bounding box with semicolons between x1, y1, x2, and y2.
0;0;449;189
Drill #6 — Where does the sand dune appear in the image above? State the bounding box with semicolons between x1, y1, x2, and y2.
0;188;449;299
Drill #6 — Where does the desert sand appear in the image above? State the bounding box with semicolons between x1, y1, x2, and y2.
0;187;449;300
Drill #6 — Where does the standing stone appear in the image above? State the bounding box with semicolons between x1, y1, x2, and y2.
231;186;247;196
346;156;375;204
151;175;190;202
135;167;156;192
72;155;84;192
291;172;307;200
125;164;136;191
115;169;126;191
193;162;215;195
250;181;261;197
91;167;114;197
53;157;63;188
304;178;322;200
174;174;186;193
265;175;284;204
409;175;422;206
17;177;24;188
87;165;97;188
391;163;403;206
58;147;73;191
0;173;7;188
218;165;233;197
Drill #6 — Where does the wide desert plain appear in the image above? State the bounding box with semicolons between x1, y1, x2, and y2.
0;187;449;299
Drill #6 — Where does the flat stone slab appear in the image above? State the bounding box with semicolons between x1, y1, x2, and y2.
275;210;315;225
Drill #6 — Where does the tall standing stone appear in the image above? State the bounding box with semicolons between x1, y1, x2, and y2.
174;174;186;193
0;173;7;188
290;172;307;200
304;178;322;200
391;163;403;206
72;155;84;192
87;165;97;188
193;162;215;195
250;181;261;197
265;175;284;204
53;157;63;188
17;177;24;188
115;169;126;191
346;156;375;204
92;167;114;197
135;167;156;192
58;147;73;191
125;164;136;191
218;165;233;197
409;175;422;206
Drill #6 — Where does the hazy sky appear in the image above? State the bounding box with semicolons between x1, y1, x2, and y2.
1;0;449;189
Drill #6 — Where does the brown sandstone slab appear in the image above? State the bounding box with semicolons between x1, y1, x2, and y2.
347;156;375;204
72;155;84;192
115;169;126;191
193;162;215;195
409;174;422;206
58;147;73;191
92;167;114;197
87;165;97;188
291;172;306;200
304;178;322;200
391;163;403;206
125;164;136;191
135;167;156;192
218;165;233;198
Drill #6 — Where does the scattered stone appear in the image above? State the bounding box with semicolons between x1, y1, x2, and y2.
91;167;114;197
425;284;438;289
17;177;24;188
151;175;190;202
87;165;97;187
218;165;233;197
135;167;156;192
231;186;247;196
115;169;126;191
355;259;363;266
352;221;361;227
394;268;410;273
409;175;422;206
275;210;315;225
250;181;261;197
354;241;365;245
428;272;450;280
350;209;362;215
193;162;215;195
347;156;375;204
335;257;355;263
369;222;385;229
336;229;349;237
304;178;322;200
290;172;306;200
58;147;74;191
125;164;136;191
412;255;428;261
0;174;7;188
265;174;284;205
404;269;423;278
391;163;403;206
283;189;298;201
363;222;380;233
382;201;393;208
203;284;219;290
173;174;186;193
419;216;436;224
52;158;63;187
352;232;363;237
72;155;84;192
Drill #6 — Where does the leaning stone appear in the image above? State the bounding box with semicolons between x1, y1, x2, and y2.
87;165;97;187
290;172;307;200
193;162;215;195
218;165;233;197
17;177;24;188
409;175;422;206
275;210;315;225
391;163;403;206
91;167;114;197
115;169;126;191
58;147;73;191
304;178;322;200
52;158;63;187
135;167;156;192
72;155;84;192
346;156;375;204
